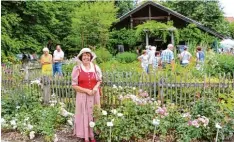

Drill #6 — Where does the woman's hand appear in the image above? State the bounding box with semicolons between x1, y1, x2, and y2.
86;89;94;96
92;86;99;95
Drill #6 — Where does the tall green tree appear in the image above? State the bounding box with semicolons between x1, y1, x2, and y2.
71;1;118;50
115;1;135;17
162;1;230;36
1;1;78;59
229;22;234;39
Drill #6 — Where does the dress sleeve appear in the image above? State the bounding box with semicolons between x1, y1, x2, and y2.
95;64;102;82
71;66;79;86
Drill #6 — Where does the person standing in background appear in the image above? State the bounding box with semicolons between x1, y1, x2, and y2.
138;50;150;73
148;46;156;73
40;47;53;76
152;51;161;71
53;44;64;76
196;46;205;70
179;46;192;66
161;44;174;69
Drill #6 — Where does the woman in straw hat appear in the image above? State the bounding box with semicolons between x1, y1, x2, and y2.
71;48;102;142
40;47;53;75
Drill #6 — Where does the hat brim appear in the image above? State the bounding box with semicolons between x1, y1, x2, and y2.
77;50;96;62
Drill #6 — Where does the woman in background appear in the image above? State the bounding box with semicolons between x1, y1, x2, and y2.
40;47;53;76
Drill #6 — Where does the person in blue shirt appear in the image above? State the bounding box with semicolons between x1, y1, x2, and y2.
161;44;174;69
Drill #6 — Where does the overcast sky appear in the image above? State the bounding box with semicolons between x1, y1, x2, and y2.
219;0;234;17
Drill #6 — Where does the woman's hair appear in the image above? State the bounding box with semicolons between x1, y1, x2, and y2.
155;51;160;56
78;52;93;61
197;46;202;51
142;50;146;54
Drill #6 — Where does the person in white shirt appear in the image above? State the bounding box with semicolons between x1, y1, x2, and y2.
53;44;64;76
138;50;149;73
148;46;156;73
179;46;192;66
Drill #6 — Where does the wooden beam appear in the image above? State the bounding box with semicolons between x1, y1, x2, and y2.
132;16;169;20
130;15;133;29
149;5;151;20
167;13;171;21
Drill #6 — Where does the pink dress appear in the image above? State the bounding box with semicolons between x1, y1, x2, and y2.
72;63;102;141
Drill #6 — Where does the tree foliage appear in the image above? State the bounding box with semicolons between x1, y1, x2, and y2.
229;22;234;39
108;28;138;52
179;24;216;45
71;1;118;50
115;1;135;17
1;1;78;57
162;1;230;36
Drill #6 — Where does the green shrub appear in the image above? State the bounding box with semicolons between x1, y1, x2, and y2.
99;60;142;72
216;54;234;75
1;86;67;141
205;53;234;76
115;52;137;63
94;48;113;64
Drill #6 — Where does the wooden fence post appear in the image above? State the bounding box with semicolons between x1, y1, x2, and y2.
42;76;51;104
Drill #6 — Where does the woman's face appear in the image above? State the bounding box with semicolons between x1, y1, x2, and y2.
43;51;48;55
82;52;91;64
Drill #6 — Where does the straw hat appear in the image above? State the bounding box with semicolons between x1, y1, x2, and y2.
43;47;49;52
77;48;97;62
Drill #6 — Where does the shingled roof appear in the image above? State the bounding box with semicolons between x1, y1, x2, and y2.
118;1;226;39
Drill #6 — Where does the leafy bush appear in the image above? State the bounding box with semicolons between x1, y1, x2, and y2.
205;53;234;76
190;98;234;141
99;60;142;72
108;28;138;53
216;54;234;75
94;101;155;141
115;52;137;63
1;86;68;142
94;48;113;64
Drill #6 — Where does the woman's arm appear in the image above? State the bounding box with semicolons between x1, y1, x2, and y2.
72;85;93;96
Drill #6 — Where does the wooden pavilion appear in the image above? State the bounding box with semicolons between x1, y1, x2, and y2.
113;1;226;50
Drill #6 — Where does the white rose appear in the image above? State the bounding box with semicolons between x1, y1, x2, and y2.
50;103;55;107
67;112;74;117
60;108;69;117
102;110;107;115
30;80;41;85
107;122;113;127
10;120;16;126
24;117;29;121
117;113;123;117
113;85;117;89
59;102;66;108
29;131;35;139
51;93;56;97
89;121;95;128
67;119;73;126
215;123;222;129
153;119;160;126
111;109;117;114
133;87;136;90
27;124;33;130
1;118;5;124
54;134;58;142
